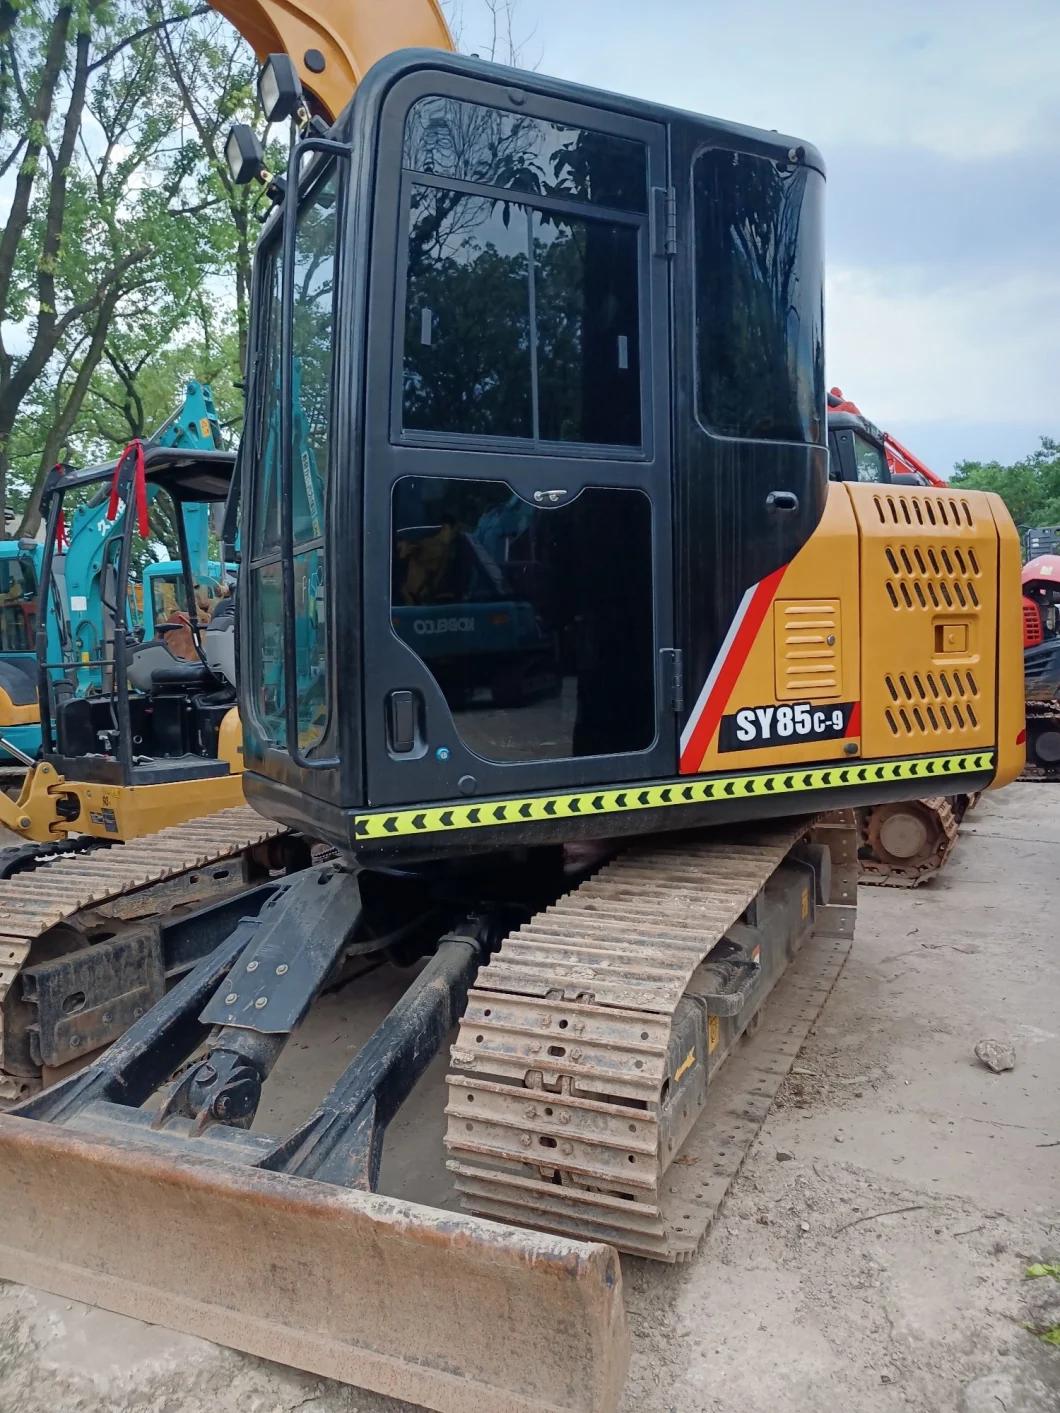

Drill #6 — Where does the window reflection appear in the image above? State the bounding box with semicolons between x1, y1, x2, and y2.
403;96;647;212
694;150;824;444
251;548;330;751
0;557;36;654
404;189;532;437
254;560;283;740
249;167;338;749
403;188;640;445
293;547;327;748
391;477;655;763
853;433;889;483
533;210;639;444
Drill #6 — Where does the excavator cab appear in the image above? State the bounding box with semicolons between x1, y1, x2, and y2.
238;51;852;852
826;390;892;484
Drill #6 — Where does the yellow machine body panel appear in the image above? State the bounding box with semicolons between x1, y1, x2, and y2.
687;483;1021;783
218;706;243;773
0;761;246;842
0;687;38;727
0;714;245;844
211;0;453;122
695;485;862;773
850;482;997;761
986;491;1027;789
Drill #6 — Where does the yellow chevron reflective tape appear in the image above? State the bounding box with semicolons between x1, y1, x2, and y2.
352;750;995;839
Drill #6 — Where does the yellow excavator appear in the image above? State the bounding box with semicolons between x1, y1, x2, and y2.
0;3;1025;1411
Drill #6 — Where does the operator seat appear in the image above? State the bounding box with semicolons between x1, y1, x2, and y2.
127;634;214;692
203;589;236;690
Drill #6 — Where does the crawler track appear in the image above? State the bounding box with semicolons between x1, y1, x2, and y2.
445;815;856;1260
857;795;963;886
0;806;286;1099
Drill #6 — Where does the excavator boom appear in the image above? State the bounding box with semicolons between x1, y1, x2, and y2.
211;0;453;120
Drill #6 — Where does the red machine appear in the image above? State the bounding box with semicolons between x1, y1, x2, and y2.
827;388;946;488
1021;556;1060;776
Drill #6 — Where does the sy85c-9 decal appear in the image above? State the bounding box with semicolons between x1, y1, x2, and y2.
718;701;858;752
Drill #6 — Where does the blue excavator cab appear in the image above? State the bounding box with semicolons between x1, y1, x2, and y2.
0;382;226;762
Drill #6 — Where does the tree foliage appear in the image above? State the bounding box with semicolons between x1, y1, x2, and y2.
0;0;263;535
950;438;1060;530
0;0;531;539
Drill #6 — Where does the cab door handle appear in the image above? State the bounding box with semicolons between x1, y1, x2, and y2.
766;490;799;513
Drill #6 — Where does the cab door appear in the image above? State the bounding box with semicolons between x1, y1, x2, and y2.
362;72;675;808
669;133;829;775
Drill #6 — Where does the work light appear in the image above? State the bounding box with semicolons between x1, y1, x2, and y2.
225;125;265;186
257;54;304;124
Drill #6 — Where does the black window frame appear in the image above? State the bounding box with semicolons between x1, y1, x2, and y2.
389;95;655;463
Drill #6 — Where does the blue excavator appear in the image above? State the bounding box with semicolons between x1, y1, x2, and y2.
0;382;227;761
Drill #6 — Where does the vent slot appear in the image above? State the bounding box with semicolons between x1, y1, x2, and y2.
881;670;982;737
871;492;977;533
773;599;841;700
883;540;984;615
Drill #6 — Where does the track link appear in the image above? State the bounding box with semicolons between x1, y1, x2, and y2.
0;806;285;1097
445;816;856;1261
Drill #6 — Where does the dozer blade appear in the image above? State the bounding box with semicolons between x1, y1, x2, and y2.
0;1113;628;1413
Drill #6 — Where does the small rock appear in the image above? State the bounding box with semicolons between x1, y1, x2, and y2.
834;1134;844;1143
880;1373;893;1384
776;1150;795;1162
800;1220;810;1233
974;1038;1015;1073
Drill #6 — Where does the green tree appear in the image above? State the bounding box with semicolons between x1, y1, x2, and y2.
0;1;261;536
950;438;1060;529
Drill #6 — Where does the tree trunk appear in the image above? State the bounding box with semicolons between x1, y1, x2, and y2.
0;8;98;533
17;285;124;540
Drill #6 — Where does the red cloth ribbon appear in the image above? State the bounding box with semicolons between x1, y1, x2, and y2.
107;438;149;537
51;462;69;547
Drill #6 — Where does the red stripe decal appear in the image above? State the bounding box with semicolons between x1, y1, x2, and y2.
845;701;862;738
680;565;787;773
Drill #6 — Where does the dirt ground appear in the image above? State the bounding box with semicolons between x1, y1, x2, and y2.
0;783;1057;1412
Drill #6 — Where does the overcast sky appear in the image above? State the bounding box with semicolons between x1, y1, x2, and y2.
460;0;1059;476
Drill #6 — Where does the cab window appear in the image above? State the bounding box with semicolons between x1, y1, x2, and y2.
694;149;825;444
853;432;889;482
247;165;338;752
0;556;36;653
400;96;647;448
